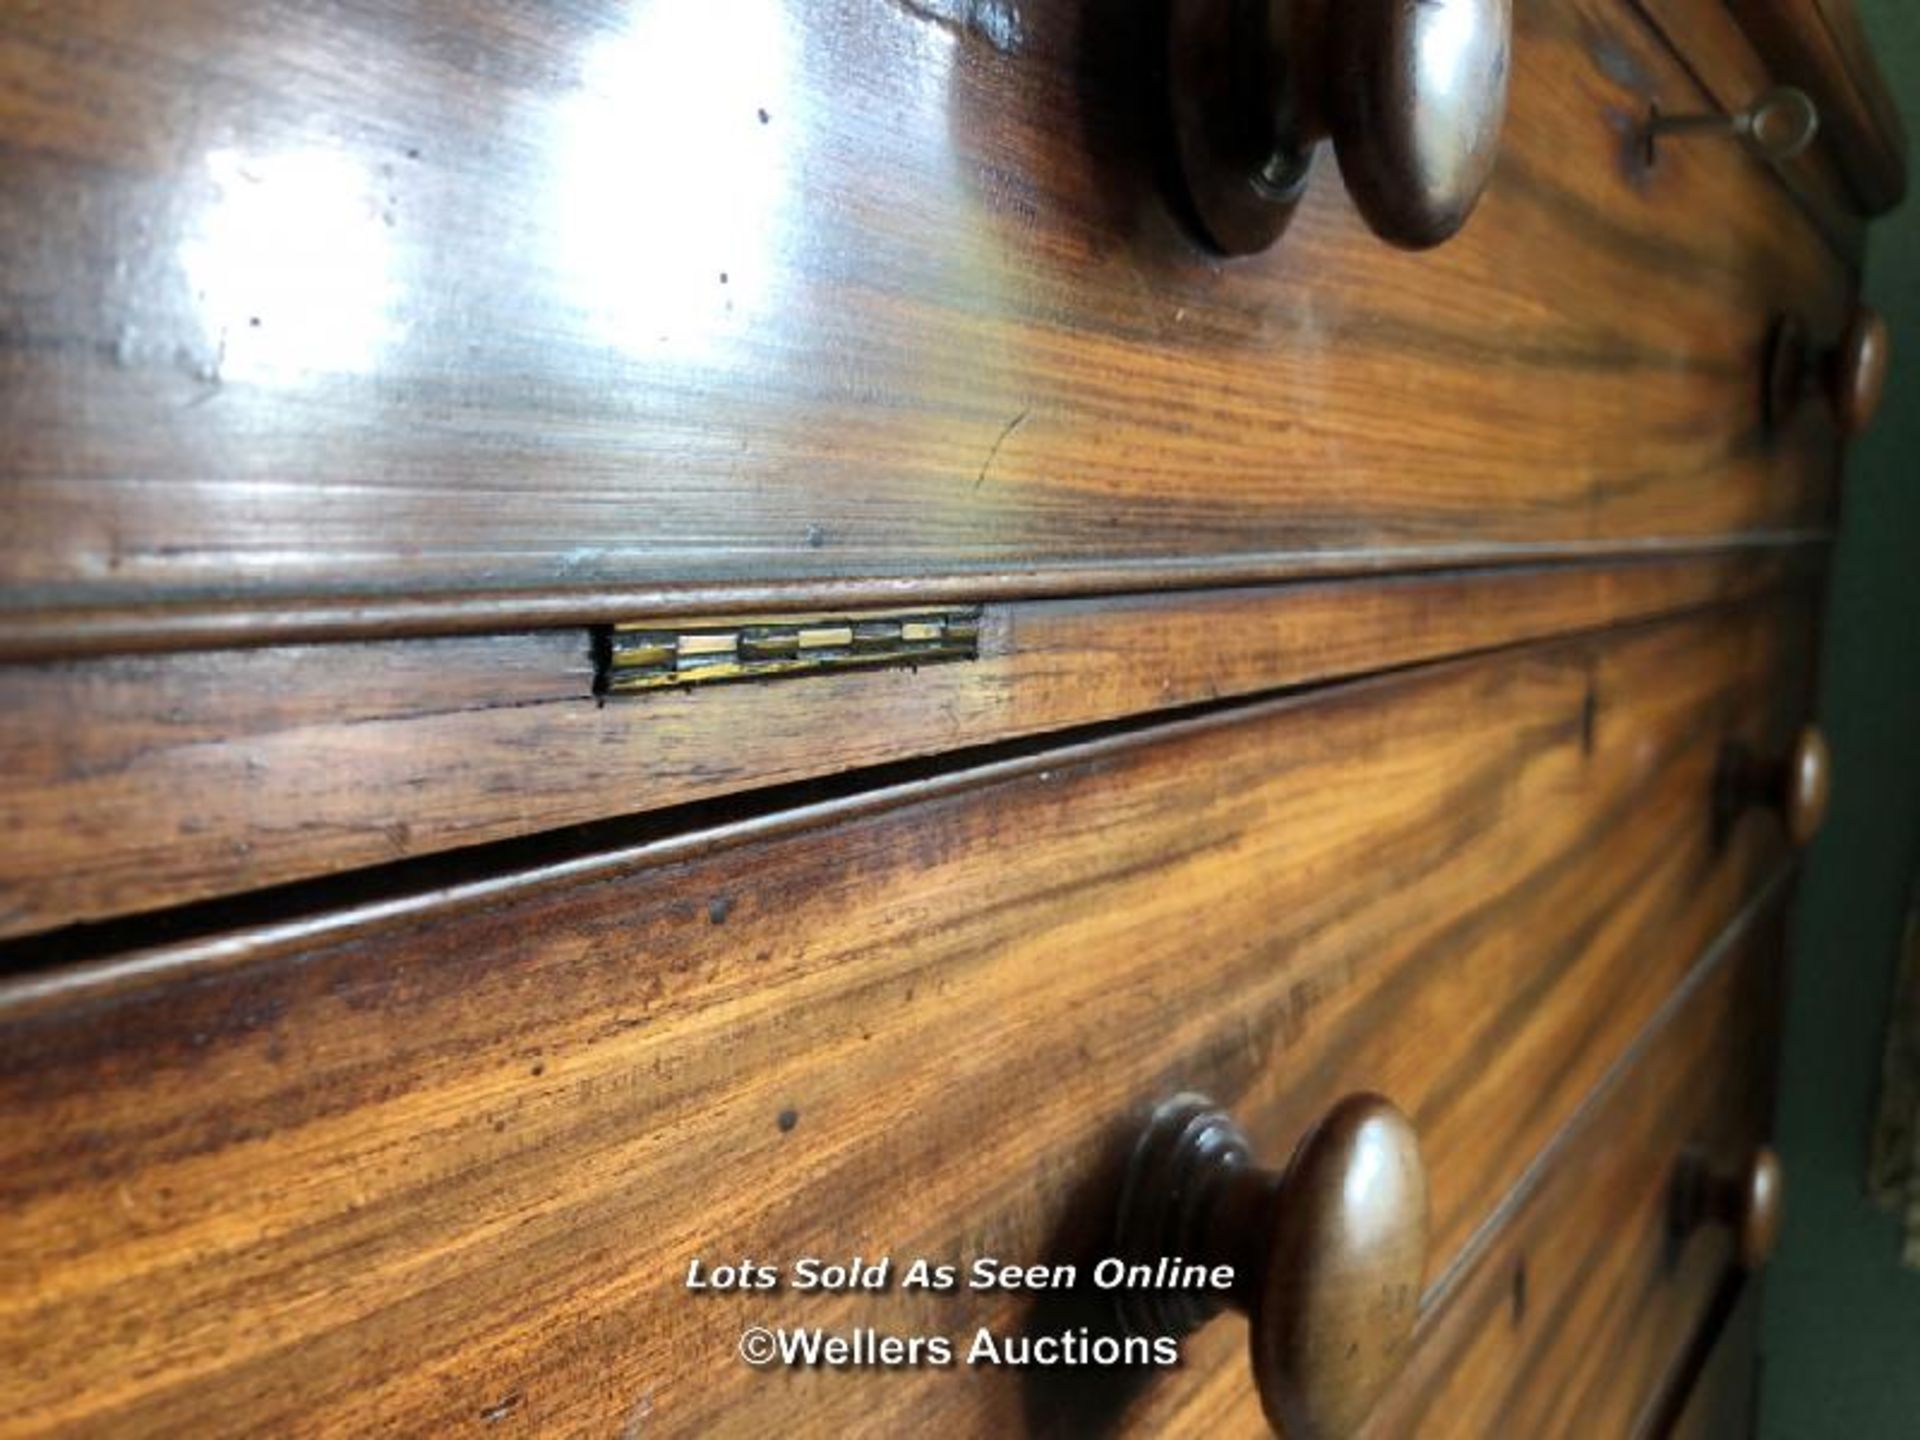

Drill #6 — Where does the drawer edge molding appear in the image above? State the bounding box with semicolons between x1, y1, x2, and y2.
0;553;1819;942
1362;874;1790;1436
1418;866;1791;1319
0;536;1833;665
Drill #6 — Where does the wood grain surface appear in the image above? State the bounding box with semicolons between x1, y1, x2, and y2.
1632;0;1867;251
1115;880;1786;1438
0;0;1847;647
0;601;1810;1436
1363;896;1782;1438
0;551;1812;940
1727;0;1908;214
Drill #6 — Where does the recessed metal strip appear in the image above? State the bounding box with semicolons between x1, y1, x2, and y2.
599;607;982;694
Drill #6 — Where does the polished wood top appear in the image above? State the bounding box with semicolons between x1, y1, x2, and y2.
0;0;1848;657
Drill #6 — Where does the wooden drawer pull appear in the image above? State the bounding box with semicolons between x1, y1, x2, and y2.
1115;1093;1429;1437
1718;724;1832;847
1766;308;1891;436
1831;308;1892;435
1671;1146;1785;1270
1167;0;1512;255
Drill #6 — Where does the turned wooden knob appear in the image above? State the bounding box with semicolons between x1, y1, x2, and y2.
1718;724;1831;847
1672;1147;1785;1270
1831;307;1890;436
1116;1093;1428;1437
1765;308;1890;435
1168;0;1512;255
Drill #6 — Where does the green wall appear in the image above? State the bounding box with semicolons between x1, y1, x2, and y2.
1759;2;1920;1434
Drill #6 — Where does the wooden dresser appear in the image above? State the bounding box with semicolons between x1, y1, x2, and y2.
0;0;1904;1434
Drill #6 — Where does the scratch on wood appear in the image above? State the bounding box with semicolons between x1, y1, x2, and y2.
480;1392;523;1423
975;408;1031;489
619;1390;655;1439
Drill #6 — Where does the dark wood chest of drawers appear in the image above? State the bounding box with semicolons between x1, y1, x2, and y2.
0;0;1903;1434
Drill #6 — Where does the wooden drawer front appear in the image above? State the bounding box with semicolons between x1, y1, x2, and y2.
1361;896;1784;1438
1665;1280;1762;1440
0;601;1808;1436
1630;0;1865;251
0;0;1847;638
0;553;1804;940
1632;0;1904;239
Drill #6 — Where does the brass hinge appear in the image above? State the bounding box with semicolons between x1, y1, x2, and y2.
598;607;982;695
